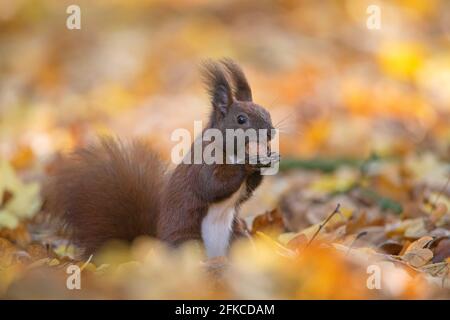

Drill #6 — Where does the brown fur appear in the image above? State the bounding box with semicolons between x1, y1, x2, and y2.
44;59;275;257
44;138;166;257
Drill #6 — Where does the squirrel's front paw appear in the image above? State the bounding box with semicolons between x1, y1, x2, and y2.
247;151;280;168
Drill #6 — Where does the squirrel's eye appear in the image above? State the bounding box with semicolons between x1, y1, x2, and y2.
237;115;247;125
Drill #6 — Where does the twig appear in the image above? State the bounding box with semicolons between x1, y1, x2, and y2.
80;254;94;272
346;231;368;256
306;203;341;247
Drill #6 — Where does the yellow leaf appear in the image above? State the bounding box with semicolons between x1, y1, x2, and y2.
387;218;427;238
310;173;355;193
296;224;320;242
0;210;19;229
255;231;295;257
0;160;21;193
0;160;42;229
278;232;298;245
48;259;60;266
53;243;76;259
6;182;41;219
378;42;425;81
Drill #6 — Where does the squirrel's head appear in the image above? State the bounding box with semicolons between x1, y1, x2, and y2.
202;59;274;143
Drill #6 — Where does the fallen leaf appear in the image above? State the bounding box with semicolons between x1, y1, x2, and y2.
286;233;308;251
402;236;434;267
378;240;404;255
0;160;42;230
404;218;428;239
432;239;450;263
255;231;295;258
251;208;285;235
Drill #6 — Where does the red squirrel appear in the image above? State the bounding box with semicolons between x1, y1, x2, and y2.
44;59;278;258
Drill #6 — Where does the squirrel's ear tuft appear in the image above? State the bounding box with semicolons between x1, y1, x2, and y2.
201;60;233;116
220;58;253;102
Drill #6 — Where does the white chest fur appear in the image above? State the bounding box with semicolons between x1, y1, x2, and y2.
201;184;245;258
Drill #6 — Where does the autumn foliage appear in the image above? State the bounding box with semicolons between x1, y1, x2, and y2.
0;0;449;299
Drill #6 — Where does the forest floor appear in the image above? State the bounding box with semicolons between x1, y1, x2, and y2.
1;0;449;299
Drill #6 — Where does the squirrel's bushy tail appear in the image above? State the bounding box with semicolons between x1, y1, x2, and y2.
44;137;166;257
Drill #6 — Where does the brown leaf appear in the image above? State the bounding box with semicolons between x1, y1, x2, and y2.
432;239;450;263
251;208;285;235
0;223;31;247
27;243;55;260
402;236;434;268
378;240;404;255
402;249;433;268
345;211;368;235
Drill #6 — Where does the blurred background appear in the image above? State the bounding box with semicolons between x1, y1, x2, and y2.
1;0;449;164
0;0;450;299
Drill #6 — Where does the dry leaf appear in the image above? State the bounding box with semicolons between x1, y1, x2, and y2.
251;208;285;235
404;219;428;239
286;233;308;251
402;236;434;268
0;160;42;230
432;239;450;263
